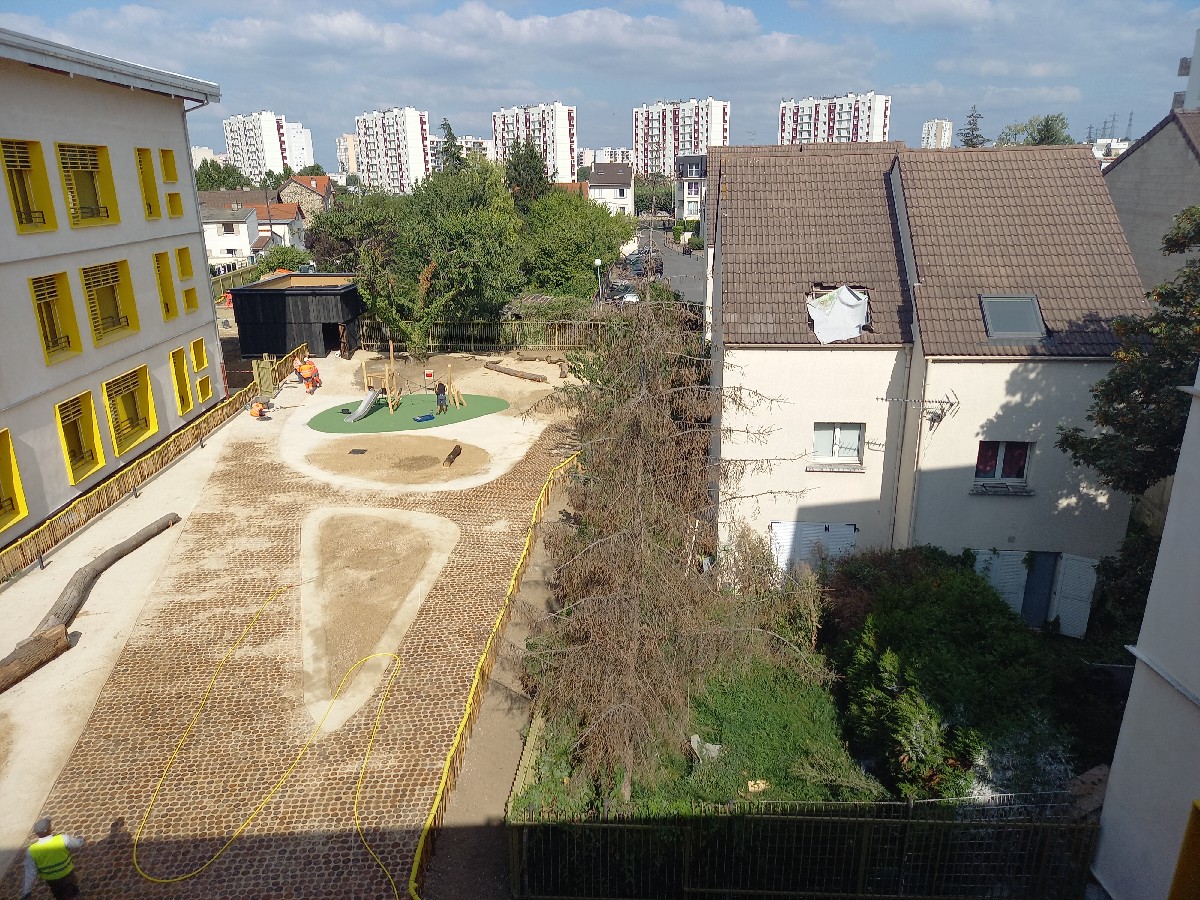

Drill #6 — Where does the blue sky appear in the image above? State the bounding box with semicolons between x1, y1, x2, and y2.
2;0;1197;169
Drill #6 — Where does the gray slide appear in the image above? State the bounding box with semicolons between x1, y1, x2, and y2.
345;388;382;423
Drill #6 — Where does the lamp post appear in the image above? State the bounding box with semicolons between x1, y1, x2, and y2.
594;258;603;300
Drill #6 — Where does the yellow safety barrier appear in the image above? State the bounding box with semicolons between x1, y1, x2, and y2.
0;344;308;581
406;451;579;898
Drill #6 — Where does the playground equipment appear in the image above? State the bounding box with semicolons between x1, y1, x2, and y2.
349;341;402;422
444;364;466;409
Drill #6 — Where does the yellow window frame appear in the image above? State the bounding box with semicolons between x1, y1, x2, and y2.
183;287;199;313
1;138;57;233
166;192;183;218
169;347;194;415
175;246;194;280
135;147;161;219
81;260;139;344
56;143;121;226
0;428;29;531
197;375;213;402
29;272;82;365
55;391;106;485
159;148;178;183
103;365;158;456
154;251;178;320
190;337;208;371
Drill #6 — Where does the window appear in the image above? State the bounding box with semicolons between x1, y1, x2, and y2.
103;365;157;455
980;294;1045;340
170;347;194;415
166;192;183;217
972;441;1034;495
811;423;865;469
687;181;701;196
222;222;235;235
57;143;119;225
81;260;139;343
686;201;699;216
183;287;199;313
197;375;213;402
190;337;208;371
159;148;178;183
154;251;178;320
30;273;83;363
2;139;56;232
135;148;161;219
0;428;29;531
175;246;194;280
55;392;105;484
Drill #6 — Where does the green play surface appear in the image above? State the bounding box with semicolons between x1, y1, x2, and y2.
307;393;510;433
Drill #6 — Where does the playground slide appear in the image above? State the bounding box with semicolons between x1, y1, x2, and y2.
345;388;382;423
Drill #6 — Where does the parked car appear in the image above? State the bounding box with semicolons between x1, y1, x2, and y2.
629;257;646;277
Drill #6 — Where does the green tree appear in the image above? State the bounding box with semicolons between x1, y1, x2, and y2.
1057;207;1200;494
521;190;635;297
259;165;295;191
576;164;591;182
296;163;325;176
305;191;406;272
195;158;252;191
635;173;673;216
505;136;553;213
957;105;988;148
437;118;465;175
995;113;1074;146
253;244;311;274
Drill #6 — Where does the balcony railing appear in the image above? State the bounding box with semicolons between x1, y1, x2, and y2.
95;314;129;336
75;205;110;221
16;208;46;226
112;415;148;441
44;333;71;352
0;496;14;513
68;448;95;468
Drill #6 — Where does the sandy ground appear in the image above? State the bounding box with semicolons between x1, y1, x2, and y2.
305;434;491;485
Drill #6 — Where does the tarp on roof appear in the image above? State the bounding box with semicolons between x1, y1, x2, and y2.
807;285;869;343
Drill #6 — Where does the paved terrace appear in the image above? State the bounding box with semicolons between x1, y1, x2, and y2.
1;352;572;898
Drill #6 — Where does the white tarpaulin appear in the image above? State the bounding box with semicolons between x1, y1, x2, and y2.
808;286;869;343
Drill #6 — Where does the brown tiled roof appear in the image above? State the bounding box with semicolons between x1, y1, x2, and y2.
897;146;1148;356
283;175;332;197
197;188;278;208
589;162;633;187
712;145;911;346
242;202;304;222
1103;109;1200;177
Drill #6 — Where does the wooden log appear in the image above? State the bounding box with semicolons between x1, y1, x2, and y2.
0;626;70;694
484;361;548;383
558;361;570;379
36;513;181;633
443;444;463;467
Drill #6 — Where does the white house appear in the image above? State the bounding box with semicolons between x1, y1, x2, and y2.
675;154;707;222
0;28;225;544
587;162;634;216
1093;365;1200;898
709;143;1147;635
201;206;258;270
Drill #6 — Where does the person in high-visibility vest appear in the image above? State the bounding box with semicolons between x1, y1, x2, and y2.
299;359;320;394
22;817;83;899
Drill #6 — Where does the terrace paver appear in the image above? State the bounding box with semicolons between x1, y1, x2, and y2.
2;371;571;899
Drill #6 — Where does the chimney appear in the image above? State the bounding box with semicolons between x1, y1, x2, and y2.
310;178;317;188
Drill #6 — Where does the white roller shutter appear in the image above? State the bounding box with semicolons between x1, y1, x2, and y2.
769;522;856;572
1048;555;1098;639
972;550;1028;614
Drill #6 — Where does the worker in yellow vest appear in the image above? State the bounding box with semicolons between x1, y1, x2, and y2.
22;817;83;899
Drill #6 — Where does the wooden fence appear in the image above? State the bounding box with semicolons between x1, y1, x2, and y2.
358;318;608;355
0;347;306;582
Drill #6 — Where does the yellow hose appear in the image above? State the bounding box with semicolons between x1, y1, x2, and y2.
132;583;403;898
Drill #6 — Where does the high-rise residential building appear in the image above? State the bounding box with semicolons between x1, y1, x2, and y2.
595;147;633;165
779;92;891;144
355;107;430;194
427;134;495;171
632;98;729;177
921;119;953;149
335;133;358;175
491;102;577;181
190;146;228;169
222;111;314;182
0;28;225;545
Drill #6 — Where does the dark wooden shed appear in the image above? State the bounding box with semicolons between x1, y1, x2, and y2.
230;273;367;358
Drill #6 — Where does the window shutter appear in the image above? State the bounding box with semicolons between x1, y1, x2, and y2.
972;550;1028;614
1048;555;1098;639
2;140;31;170
770;521;856;571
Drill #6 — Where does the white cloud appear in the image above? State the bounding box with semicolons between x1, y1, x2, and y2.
936;58;1073;79
825;0;999;27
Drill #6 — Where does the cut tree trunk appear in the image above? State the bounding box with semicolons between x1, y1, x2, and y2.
443;444;463;467
0;626;70;694
484;361;547;383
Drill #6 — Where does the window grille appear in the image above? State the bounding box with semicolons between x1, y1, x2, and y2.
82;263;128;337
105;370;147;441
59;144;108;222
57;396;96;470
31;274;71;352
3;139;45;226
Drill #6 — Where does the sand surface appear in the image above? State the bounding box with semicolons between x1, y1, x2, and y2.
305;434;490;485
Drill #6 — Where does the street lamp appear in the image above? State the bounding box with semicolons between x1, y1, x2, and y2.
594;258;603;300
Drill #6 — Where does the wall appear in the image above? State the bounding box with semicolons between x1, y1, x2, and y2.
719;345;910;555
1095;376;1200;897
909;359;1129;559
1104;124;1200;292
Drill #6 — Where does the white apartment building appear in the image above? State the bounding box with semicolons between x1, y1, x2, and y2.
921;118;953;149
335;133;358;175
633;98;729;177
596;147;632;165
0;28;225;544
222;110;314;183
428;134;495;171
190;146;228;169
492;102;577;181
355;107;430;195
779;92;891;144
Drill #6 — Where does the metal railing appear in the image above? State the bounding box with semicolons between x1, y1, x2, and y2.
508;795;1098;899
0;344;307;582
16;208;46;226
358;317;608;355
74;204;109;221
209;265;262;304
95;314;129;336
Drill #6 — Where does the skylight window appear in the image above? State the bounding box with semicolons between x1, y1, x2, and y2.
980;295;1045;340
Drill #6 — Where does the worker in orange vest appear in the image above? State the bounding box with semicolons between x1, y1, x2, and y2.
249;401;268;418
299;358;320;394
22;817;83;899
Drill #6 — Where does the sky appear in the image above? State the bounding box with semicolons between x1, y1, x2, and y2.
2;0;1198;170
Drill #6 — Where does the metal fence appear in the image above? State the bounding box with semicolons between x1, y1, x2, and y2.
358;317;608;355
0;346;306;582
209;265;262;304
508;795;1098;899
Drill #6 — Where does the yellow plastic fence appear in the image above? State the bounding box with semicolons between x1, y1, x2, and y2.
0;345;308;581
407;451;579;899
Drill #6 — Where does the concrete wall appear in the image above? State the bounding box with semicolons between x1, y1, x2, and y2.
909;359;1129;559
1104;124;1200;292
1095;375;1200;896
0;57;221;544
720;345;910;553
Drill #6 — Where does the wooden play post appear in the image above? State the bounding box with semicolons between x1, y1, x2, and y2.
446;363;465;409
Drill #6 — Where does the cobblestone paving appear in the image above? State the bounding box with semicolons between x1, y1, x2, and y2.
3;411;572;899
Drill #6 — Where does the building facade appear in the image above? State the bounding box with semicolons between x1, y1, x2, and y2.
222;110;314;183
427;134;495;171
920;118;953;149
335;133;358;175
355;106;430;195
633;98;729;177
492;102;577;181
675;154;707;221
779;92;891;144
587;162;634;216
0;27;225;545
